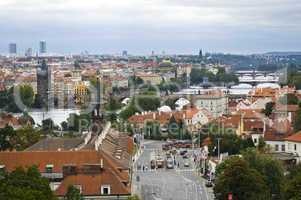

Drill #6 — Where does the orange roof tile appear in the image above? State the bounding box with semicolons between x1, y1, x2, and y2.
285;132;301;143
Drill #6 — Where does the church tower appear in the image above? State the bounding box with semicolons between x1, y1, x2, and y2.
91;70;103;134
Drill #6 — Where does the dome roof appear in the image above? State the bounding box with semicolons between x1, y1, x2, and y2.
256;83;280;89
175;98;190;106
158;105;172;112
231;83;253;89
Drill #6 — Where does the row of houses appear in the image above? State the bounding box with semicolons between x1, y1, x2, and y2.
0;123;135;199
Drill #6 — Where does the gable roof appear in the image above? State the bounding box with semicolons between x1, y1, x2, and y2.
285;132;301;143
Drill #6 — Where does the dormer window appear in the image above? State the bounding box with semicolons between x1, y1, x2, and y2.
45;164;54;173
101;185;111;195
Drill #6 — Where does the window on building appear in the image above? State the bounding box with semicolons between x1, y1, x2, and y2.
254;138;257;144
45;164;54;173
281;145;285;152
101;185;111;195
275;144;279;151
294;144;297;151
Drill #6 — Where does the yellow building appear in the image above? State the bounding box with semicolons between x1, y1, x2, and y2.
136;72;162;85
74;82;88;104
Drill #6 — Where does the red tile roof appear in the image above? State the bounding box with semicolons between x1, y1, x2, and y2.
274;104;299;112
0;150;131;196
55;173;130;196
264;130;292;141
285;132;301;143
128;107;210;125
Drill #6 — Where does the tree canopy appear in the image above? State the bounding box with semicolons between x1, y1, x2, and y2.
0;166;57;200
278;93;299;105
190;67;238;86
215;148;285;200
214;156;269;200
64;185;83;200
1;85;35;113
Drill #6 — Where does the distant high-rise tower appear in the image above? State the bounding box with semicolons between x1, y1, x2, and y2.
36;60;51;109
199;49;203;58
122;50;128;57
25;48;33;57
9;43;17;55
39;40;47;54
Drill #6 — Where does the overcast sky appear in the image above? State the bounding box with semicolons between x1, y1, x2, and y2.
1;0;301;55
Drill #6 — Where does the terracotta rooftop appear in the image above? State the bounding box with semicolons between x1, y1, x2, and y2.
128;107;211;124
274;104;299;112
0;150;131;196
264;130;292;141
285;131;301;143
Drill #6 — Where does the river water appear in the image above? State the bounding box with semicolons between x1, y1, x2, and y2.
16;109;81;126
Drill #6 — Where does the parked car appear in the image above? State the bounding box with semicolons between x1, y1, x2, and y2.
180;150;188;156
150;160;156;169
166;159;174;169
205;180;213;187
184;161;190;167
156;157;165;168
182;153;189;159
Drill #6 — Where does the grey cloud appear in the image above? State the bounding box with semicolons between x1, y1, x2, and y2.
0;0;300;54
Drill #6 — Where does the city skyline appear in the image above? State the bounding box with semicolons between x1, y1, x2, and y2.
1;0;301;55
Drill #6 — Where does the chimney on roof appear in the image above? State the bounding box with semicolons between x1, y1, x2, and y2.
100;159;104;169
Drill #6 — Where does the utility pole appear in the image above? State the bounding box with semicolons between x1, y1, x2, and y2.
217;138;221;161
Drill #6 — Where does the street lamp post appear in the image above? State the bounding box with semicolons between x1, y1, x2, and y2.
217;138;221;161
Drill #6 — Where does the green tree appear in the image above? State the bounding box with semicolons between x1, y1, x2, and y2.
129;76;143;86
5;85;35;113
119;102;139;120
242;148;285;199
18;112;35;126
127;195;140;200
214;156;269;200
42;118;55;132
64;185;83;200
144;121;161;140
164;97;178;110
67;113;91;132
285;174;301;200
258;137;266;152
206;133;254;156
61;121;69;131
136;96;160;111
19;84;35;108
105;95;122;111
0;89;8;109
0;124;15;151
263;102;275;116
278;93;299;105
0;166;57;200
13;126;42;151
294;108;301;132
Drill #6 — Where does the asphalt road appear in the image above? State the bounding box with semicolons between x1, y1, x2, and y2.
133;140;214;200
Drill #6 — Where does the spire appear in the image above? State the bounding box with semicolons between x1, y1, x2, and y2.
93;69;102;120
